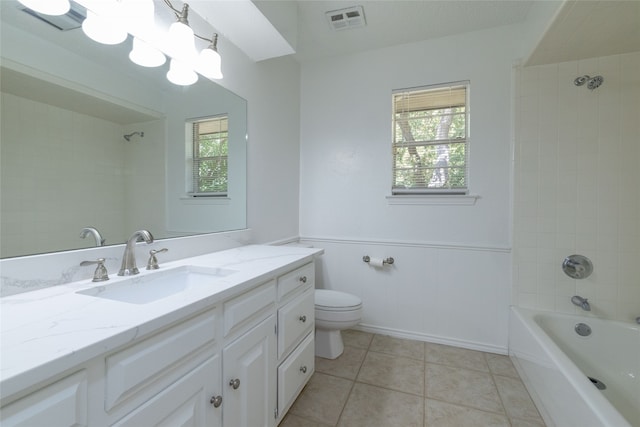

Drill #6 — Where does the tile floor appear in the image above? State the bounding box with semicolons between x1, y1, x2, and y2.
281;330;546;427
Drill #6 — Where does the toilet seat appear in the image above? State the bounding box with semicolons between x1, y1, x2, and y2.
315;289;362;311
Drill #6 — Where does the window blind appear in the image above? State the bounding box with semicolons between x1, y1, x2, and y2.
392;82;469;195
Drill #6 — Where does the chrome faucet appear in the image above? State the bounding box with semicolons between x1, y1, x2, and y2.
118;230;154;276
80;227;105;247
571;295;591;311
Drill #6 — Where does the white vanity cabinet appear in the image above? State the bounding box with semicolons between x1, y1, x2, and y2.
0;252;319;427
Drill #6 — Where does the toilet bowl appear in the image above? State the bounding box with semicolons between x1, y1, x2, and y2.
315;289;362;359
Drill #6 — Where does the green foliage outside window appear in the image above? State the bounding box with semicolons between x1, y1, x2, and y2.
193;118;228;194
393;108;466;190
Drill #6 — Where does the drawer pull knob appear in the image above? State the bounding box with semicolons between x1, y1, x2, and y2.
299;276;307;283
210;395;222;407
300;366;307;374
299;315;307;323
229;378;240;390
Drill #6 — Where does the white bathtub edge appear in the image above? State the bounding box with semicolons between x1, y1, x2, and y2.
508;306;632;427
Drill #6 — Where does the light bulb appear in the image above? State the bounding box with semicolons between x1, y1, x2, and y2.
82;10;127;45
167;59;198;86
18;0;70;15
129;37;166;67
168;21;197;62
197;48;223;79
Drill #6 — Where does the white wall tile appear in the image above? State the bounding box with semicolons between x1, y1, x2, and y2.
514;52;640;321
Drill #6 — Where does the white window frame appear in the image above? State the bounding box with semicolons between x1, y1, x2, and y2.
186;115;229;198
390;81;471;198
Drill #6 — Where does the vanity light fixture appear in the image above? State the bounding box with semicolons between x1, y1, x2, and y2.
17;0;70;16
196;33;223;80
162;0;223;83
34;0;224;86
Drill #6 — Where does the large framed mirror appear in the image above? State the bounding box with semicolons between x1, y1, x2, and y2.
0;0;247;259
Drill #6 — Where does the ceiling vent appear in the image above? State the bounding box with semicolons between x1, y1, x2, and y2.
20;3;86;31
326;5;366;31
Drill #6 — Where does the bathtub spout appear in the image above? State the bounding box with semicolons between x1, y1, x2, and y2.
571;295;591;311
636;317;640;325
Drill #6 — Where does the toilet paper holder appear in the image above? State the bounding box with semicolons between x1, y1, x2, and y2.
362;255;394;265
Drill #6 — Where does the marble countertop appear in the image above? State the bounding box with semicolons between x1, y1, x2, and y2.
0;244;322;401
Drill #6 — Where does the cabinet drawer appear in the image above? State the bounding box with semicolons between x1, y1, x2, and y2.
277;332;314;419
278;286;314;359
105;309;217;411
278;263;314;302
112;355;220;427
223;280;276;338
0;370;87;427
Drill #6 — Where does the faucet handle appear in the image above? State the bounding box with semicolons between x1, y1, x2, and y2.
147;248;168;270
80;258;109;282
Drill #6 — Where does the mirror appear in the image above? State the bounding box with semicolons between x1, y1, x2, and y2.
0;1;247;259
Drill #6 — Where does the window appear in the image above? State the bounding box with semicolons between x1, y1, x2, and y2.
188;115;228;197
392;82;469;195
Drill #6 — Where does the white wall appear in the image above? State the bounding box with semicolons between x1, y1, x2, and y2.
513;52;640;322
299;24;522;352
219;54;302;244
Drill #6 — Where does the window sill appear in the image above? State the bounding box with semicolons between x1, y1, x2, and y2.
386;194;479;206
179;197;231;205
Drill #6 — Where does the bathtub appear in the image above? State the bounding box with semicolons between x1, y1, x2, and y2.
509;307;639;427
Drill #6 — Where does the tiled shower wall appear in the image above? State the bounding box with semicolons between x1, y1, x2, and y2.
0;93;127;257
513;52;640;321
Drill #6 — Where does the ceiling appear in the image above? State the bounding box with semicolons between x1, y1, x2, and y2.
195;0;639;65
290;0;536;62
525;0;640;65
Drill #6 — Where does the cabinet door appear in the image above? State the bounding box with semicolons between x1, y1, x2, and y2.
112;354;221;427
223;315;276;427
0;371;88;427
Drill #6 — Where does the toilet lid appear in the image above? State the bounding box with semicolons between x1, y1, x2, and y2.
315;289;362;309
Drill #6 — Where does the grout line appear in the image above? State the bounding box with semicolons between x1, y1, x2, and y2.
295;332;546;426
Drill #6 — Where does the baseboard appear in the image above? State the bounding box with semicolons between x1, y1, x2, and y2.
353;323;508;355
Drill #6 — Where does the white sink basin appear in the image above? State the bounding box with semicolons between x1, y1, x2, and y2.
77;265;237;304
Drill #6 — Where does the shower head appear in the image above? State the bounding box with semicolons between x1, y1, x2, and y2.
123;131;144;141
574;75;603;90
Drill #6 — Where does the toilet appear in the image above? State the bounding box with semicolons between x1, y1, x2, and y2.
314;289;362;359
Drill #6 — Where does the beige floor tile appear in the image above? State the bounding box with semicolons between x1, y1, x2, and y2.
357;351;425;396
289;372;353;425
425;363;504;414
369;334;425;360
315;346;367;380
485;353;520;378
342;329;374;349
279;413;334;427
338;382;424;427
425;399;510;427
425;343;489;372
493;375;543;422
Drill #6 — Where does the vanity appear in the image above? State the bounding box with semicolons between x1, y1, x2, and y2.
0;245;321;427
